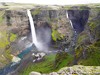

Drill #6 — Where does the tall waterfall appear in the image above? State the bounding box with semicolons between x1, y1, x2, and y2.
27;9;49;51
66;12;73;29
66;11;77;53
27;10;38;47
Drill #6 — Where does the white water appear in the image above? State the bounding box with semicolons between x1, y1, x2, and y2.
27;9;47;51
27;9;38;47
66;11;78;53
66;11;73;29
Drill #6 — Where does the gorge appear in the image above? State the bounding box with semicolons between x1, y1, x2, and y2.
0;3;100;75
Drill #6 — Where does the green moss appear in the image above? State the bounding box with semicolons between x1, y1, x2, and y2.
31;9;41;15
4;49;13;61
10;33;17;42
0;32;17;48
88;17;100;31
75;30;100;66
76;43;100;66
19;53;73;75
94;41;100;47
51;29;64;41
0;32;17;63
75;46;83;59
62;6;71;10
55;52;73;70
51;18;58;22
77;34;87;45
88;22;97;30
19;54;56;75
0;32;10;48
79;6;90;10
79;50;100;66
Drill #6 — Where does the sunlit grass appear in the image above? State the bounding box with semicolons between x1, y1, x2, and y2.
19;53;73;75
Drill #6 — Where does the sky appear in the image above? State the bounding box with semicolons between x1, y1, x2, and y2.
0;0;100;5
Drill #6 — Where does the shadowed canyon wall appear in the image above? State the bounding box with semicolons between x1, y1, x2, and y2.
67;9;89;34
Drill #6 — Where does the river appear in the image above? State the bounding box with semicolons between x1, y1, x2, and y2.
0;45;34;75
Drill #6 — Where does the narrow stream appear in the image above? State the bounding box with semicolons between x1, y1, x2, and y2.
0;45;33;75
66;11;78;53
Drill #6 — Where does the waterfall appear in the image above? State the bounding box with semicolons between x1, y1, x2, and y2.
66;11;73;29
27;9;49;51
27;9;38;47
66;11;77;36
66;11;77;53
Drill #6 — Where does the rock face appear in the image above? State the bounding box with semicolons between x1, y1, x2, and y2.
29;65;100;75
5;10;30;36
57;65;100;75
67;9;89;34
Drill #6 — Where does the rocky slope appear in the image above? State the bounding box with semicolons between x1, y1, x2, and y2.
29;65;100;75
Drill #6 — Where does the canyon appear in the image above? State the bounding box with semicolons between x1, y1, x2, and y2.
0;3;100;75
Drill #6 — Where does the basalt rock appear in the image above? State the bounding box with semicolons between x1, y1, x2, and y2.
67;9;89;34
4;10;30;36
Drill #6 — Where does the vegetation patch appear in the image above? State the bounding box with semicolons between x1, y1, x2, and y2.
77;34;87;45
75;41;100;66
31;9;41;16
52;29;64;41
19;54;56;75
19;53;73;75
4;49;13;61
88;21;100;31
0;31;17;65
54;52;73;70
0;32;17;48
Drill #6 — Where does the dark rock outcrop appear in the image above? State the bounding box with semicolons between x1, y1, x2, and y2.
5;10;30;36
67;9;89;34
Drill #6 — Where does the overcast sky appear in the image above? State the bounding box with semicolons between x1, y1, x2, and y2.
0;0;100;5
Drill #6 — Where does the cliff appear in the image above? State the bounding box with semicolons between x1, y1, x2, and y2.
0;2;100;74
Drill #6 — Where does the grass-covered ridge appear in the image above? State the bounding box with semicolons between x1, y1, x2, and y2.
19;53;73;75
19;54;56;75
75;31;100;66
77;42;100;66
